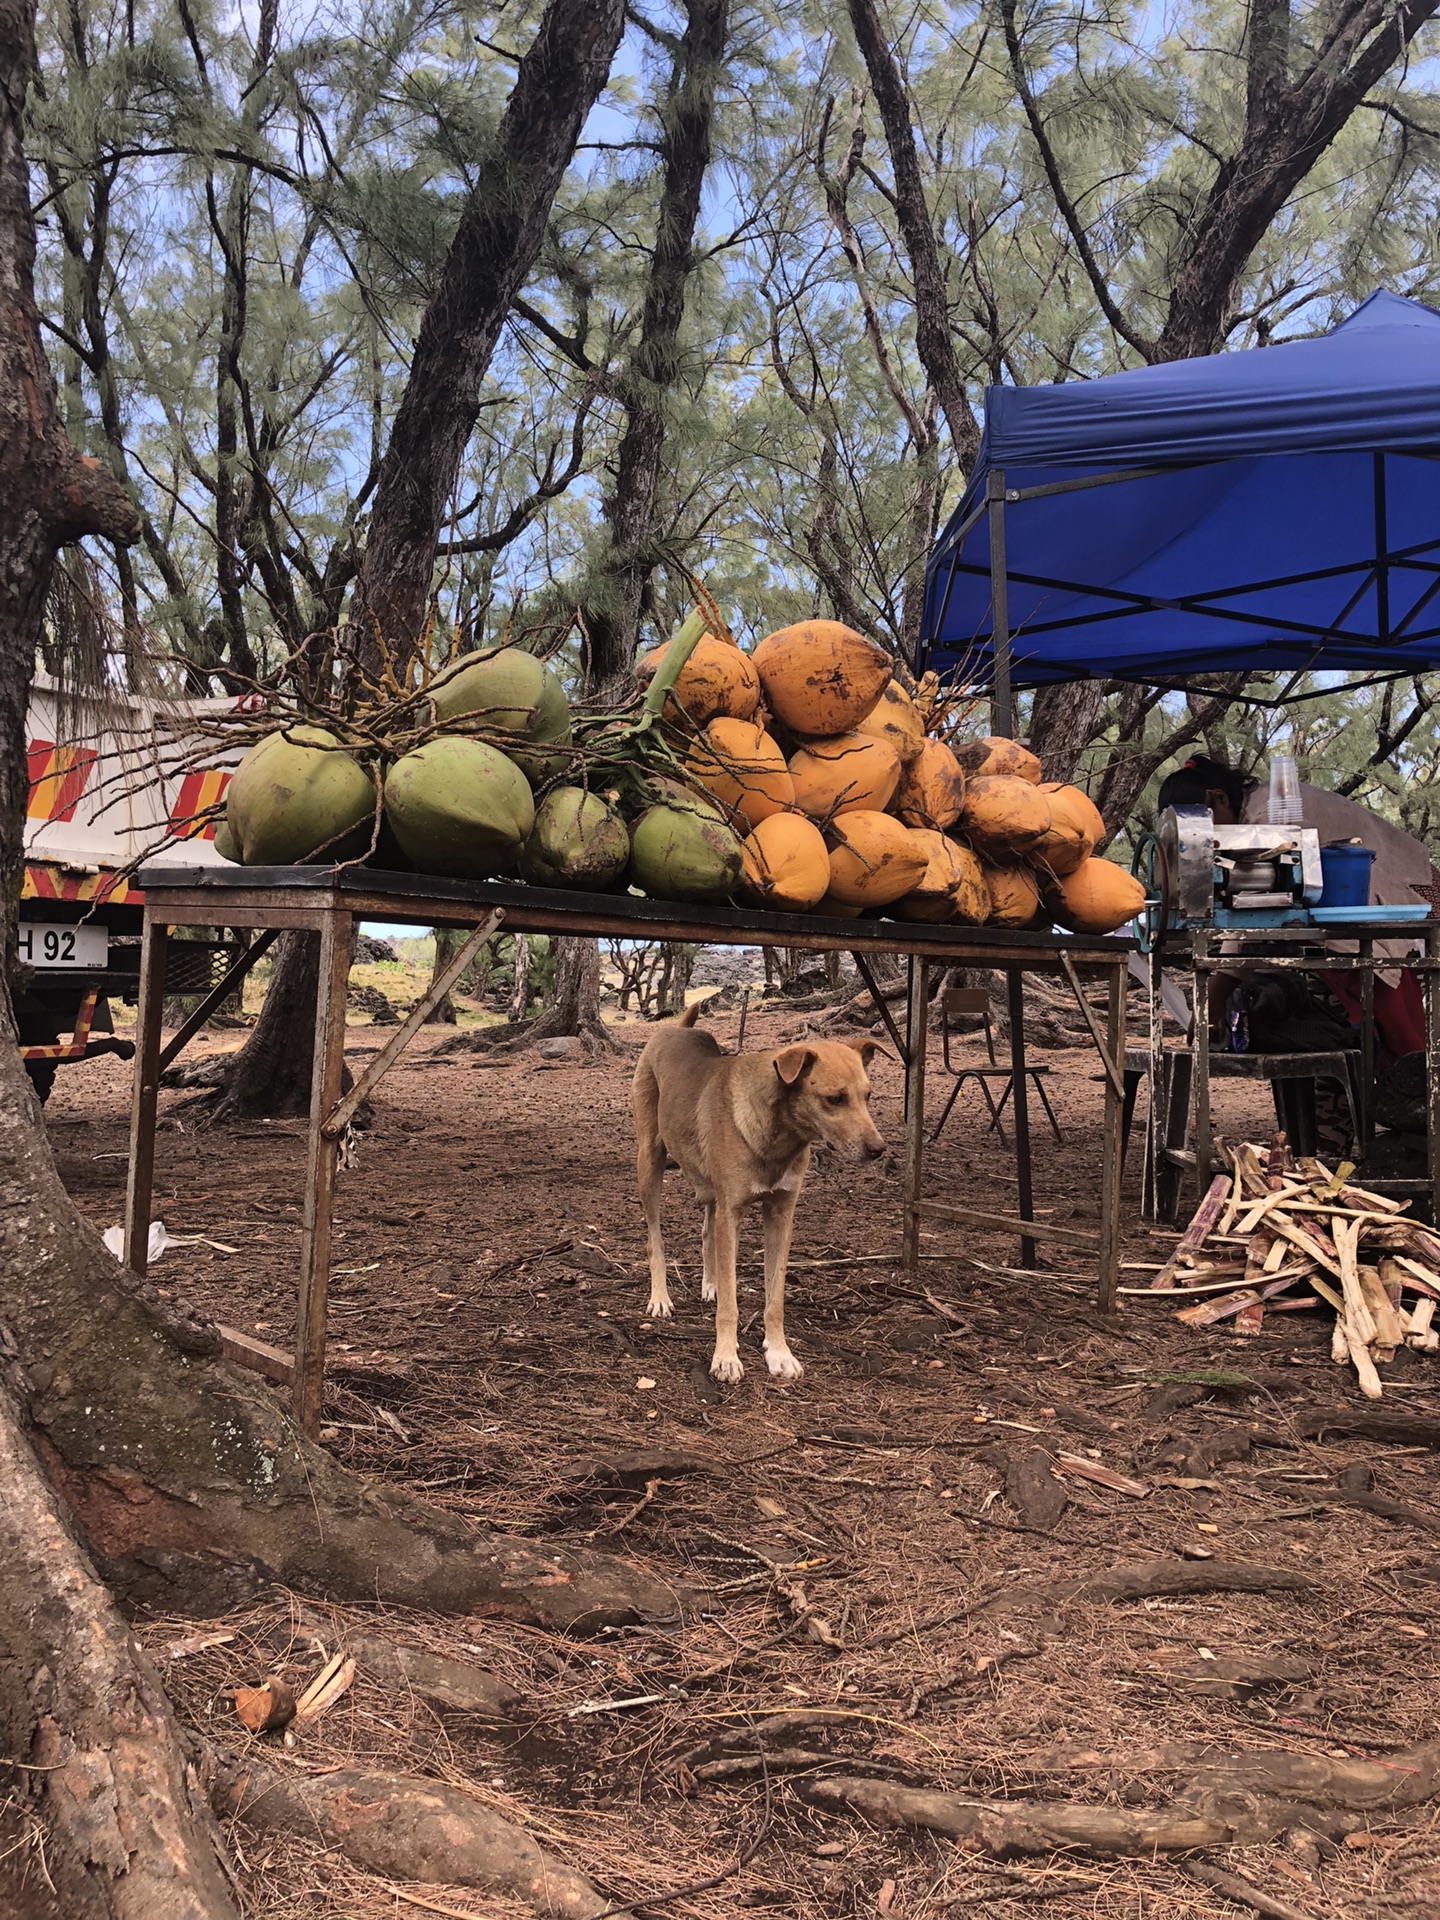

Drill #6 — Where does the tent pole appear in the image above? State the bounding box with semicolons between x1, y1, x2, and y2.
988;468;1014;737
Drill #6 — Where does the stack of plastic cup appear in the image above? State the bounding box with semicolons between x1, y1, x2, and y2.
1267;754;1302;826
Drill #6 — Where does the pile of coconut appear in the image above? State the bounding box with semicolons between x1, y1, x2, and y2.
643;621;1142;933
215;616;1143;934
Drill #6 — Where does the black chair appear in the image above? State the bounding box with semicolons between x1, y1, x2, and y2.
1142;1046;1362;1224
931;988;1063;1145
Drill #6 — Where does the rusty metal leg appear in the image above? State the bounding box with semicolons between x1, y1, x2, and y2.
903;956;929;1271
123;916;167;1275
293;912;352;1433
1097;961;1126;1315
1359;934;1374;1148
1007;969;1035;1267
1193;935;1212;1203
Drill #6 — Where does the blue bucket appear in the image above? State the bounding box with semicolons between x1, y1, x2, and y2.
1318;845;1376;908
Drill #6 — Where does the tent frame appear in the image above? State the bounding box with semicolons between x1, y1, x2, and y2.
926;452;1440;699
927;450;1440;1251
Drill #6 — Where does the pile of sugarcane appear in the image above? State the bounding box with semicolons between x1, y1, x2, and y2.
1142;1138;1439;1398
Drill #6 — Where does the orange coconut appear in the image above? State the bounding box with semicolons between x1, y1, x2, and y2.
1051;856;1147;934
960;775;1052;859
893;736;966;829
952;736;1043;784
635;633;760;725
752;620;892;735
739;811;831;912
689;717;794;827
788;732;901;821
985;863;1044;928
825;810;929;908
853;678;925;764
817;891;865;919
1029;782;1105;877
896;829;971;922
945;840;991;924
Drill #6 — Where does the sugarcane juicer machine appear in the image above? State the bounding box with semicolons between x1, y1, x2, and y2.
1132;805;1324;951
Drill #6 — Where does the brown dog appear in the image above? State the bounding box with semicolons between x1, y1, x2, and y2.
631;1005;884;1382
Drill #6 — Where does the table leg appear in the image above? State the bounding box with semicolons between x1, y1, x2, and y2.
1193;936;1211;1203
1007;969;1034;1267
123;917;167;1275
293;913;352;1433
1097;961;1126;1316
1359;935;1374;1147
1143;946;1164;1218
902;956;928;1272
1428;929;1440;1229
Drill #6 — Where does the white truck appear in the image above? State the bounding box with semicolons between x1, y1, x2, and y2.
18;676;251;1097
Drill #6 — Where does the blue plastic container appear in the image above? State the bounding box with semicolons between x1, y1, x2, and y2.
1318;844;1376;907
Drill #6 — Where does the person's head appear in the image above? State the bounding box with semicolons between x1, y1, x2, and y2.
1156;755;1255;826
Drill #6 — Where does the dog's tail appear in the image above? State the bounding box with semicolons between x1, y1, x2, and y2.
679;1002;702;1028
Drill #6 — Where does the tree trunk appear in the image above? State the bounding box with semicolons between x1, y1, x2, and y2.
1028;681;1107;789
426;926;461;1024
845;0;979;470
196;930;323;1120
206;0;623;1118
527;936;610;1051
348;0;625;670
1153;0;1440;361
0;1375;239;1920
582;0;729;697
508;933;532;1023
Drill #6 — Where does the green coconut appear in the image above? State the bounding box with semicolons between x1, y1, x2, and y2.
225;726;375;866
520;788;629;891
383;736;535;878
212;818;241;863
629;789;744;902
428;647;572;783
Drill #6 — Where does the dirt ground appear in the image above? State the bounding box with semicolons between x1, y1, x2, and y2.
39;995;1440;1919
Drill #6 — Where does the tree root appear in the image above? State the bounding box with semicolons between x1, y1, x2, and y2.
803;1732;1440;1857
211;1758;608;1918
50;1450;693;1630
1294;1405;1440;1448
979;1558;1316;1615
0;1379;238;1920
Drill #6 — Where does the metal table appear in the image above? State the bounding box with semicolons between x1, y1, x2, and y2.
123;866;1133;1431
1144;919;1440;1218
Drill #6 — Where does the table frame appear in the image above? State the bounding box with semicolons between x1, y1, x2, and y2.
1144;920;1440;1217
124;867;1132;1432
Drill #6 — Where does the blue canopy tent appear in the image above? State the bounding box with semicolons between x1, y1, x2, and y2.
919;290;1440;729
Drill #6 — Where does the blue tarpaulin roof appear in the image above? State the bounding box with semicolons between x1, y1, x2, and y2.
919;291;1440;688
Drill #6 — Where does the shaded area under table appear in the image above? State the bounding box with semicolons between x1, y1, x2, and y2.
123;866;1134;1431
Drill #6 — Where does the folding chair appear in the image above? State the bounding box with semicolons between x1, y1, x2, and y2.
930;987;1063;1145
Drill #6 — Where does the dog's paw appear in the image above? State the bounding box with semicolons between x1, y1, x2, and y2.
700;1280;717;1304
646;1293;674;1319
765;1345;804;1381
709;1351;744;1384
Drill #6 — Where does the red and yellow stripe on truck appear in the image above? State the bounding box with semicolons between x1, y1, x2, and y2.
22;864;138;905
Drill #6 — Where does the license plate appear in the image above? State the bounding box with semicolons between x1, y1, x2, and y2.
17;922;108;969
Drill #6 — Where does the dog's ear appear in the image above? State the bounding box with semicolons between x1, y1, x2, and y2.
774;1045;818;1090
844;1036;892;1069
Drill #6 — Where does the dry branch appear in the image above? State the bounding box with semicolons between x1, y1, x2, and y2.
980;1558;1315;1615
